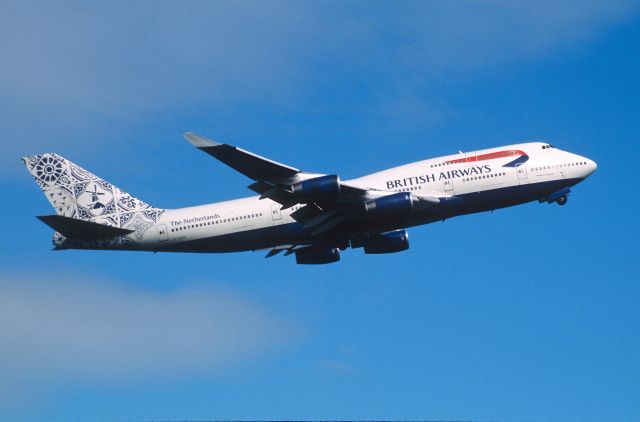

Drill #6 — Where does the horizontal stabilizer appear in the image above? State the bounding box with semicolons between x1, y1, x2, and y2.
37;215;134;239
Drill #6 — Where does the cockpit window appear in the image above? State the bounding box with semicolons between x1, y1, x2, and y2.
542;144;556;149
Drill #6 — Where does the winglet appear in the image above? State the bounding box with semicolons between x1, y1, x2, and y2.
183;132;222;148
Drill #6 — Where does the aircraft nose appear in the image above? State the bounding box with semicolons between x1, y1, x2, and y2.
586;158;597;175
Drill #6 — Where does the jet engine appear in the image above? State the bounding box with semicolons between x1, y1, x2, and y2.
291;175;341;199
295;246;341;264
362;230;409;254
364;192;413;216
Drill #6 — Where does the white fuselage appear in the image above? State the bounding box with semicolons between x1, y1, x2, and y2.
116;141;595;253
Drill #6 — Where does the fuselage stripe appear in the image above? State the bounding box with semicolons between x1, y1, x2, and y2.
446;149;527;164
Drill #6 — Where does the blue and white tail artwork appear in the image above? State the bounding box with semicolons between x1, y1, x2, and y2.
23;153;164;250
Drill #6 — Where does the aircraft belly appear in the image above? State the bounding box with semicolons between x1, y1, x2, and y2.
370;177;586;232
442;177;583;218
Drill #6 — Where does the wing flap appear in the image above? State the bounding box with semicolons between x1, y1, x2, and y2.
290;203;323;223
247;180;275;195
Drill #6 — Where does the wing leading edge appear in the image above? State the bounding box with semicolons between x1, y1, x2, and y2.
184;132;301;183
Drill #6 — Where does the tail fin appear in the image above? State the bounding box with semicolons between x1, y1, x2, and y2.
22;153;164;232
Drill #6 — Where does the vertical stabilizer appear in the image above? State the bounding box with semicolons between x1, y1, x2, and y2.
22;153;164;246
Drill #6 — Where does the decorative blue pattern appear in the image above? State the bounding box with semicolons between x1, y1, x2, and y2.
23;153;165;249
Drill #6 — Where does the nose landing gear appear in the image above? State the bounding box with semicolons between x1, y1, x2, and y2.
544;188;571;206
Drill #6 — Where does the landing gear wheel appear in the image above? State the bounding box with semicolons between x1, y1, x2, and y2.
557;195;568;206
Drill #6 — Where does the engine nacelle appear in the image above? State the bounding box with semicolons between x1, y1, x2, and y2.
291;175;341;199
363;230;409;254
295;246;341;264
364;192;413;216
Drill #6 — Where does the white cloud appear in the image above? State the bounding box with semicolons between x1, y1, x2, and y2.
0;2;306;115
0;272;297;407
2;1;634;113
0;1;636;173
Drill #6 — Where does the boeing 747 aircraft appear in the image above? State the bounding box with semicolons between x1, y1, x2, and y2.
24;133;596;264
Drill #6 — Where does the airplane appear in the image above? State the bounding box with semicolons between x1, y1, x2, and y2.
23;133;597;264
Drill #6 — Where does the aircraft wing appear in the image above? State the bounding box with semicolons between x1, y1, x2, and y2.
184;132;303;184
184;132;369;198
184;132;440;235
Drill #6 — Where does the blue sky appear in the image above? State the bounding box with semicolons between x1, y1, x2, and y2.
1;1;639;420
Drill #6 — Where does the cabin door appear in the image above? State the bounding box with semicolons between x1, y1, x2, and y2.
270;203;283;225
157;224;169;242
516;163;528;184
443;179;454;194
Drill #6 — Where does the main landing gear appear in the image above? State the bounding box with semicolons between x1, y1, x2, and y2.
556;195;568;206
